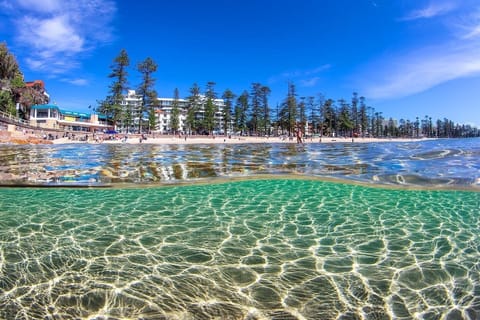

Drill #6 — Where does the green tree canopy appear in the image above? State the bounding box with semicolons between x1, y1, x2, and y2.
99;49;130;127
137;57;158;133
203;82;217;134
222;89;236;135
186;83;201;134
170;88;181;134
0;42;22;81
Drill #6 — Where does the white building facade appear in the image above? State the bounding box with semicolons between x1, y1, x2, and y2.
155;97;190;133
118;90;226;134
120;90;144;133
29;104;111;132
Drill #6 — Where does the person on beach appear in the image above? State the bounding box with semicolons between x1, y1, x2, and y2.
296;128;303;144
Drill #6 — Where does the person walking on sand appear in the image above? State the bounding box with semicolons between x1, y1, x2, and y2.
296;128;303;144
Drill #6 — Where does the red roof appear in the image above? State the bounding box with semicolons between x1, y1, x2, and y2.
25;80;45;89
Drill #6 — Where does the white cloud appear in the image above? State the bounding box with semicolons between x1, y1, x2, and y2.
62;78;89;86
363;42;480;99
5;0;116;74
305;65;331;75
268;64;330;86
401;2;456;21
16;0;62;13
19;15;84;55
457;8;480;39
0;1;13;10
362;3;480;100
299;77;320;88
464;25;480;39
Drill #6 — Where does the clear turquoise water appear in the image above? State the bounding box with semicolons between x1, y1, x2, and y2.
0;179;479;319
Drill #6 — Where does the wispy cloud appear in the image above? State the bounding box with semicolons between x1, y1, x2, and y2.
400;2;456;21
2;0;116;74
362;3;480;100
299;77;321;88
464;24;480;39
363;43;480;99
62;78;89;86
268;64;330;87
457;7;480;39
16;0;62;13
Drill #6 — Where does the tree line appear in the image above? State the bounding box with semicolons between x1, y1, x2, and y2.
0;42;49;119
1;44;477;138
97;49;158;133
274;87;480;139
100;49;479;138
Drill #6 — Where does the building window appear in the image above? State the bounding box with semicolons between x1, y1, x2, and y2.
36;110;49;118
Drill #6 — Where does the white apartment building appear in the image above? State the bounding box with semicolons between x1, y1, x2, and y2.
155;97;189;133
119;90;226;134
120;90;144;133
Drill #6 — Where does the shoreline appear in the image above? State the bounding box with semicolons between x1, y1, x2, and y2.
0;127;437;145
51;135;435;145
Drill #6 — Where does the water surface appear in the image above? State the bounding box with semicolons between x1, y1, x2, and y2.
0;138;478;189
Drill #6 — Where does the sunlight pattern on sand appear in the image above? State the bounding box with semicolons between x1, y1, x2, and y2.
0;180;478;319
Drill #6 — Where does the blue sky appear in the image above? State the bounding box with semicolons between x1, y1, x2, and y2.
1;0;479;126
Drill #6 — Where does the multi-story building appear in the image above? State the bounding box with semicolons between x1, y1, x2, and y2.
154;97;189;133
118;90;226;134
29;104;111;132
119;89;143;133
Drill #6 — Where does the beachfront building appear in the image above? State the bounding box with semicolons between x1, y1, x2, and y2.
119;90;144;133
29;104;112;132
191;96;226;134
117;90;226;134
155;97;189;133
155;96;226;134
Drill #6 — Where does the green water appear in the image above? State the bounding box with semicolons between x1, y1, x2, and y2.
0;179;479;319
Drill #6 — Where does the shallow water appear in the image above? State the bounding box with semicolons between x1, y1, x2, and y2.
0;138;479;319
0;179;479;319
0;138;479;189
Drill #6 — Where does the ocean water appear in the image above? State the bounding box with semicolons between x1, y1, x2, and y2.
0;138;478;188
0;139;479;319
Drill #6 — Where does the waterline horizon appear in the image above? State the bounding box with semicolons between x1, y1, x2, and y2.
0;138;479;190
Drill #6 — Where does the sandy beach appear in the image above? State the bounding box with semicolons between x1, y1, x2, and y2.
51;134;431;145
1;127;432;145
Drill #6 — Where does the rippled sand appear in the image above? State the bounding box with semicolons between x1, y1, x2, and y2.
0;179;478;319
